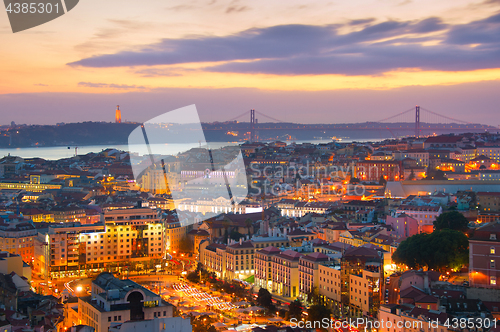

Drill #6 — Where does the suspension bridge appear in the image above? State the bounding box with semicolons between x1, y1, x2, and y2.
202;106;496;141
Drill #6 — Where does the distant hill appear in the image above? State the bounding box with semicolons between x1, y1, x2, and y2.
0;122;138;148
1;120;493;148
0;121;240;148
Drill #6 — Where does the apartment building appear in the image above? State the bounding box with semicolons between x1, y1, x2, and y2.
298;252;331;300
0;251;31;282
18;208;55;223
323;223;347;243
164;216;191;254
395;205;442;234
458;146;477;163
271;249;303;298
108;317;192;332
34;223;105;279
251;234;289;250
476;146;500;162
225;239;255;281
342;246;383;317
103;208;165;259
51;206;86;223
200;234;290;281
349;266;382;316
276;200;336;217
469;221;500;289
393;150;429;167
254;246;281;291
76;273;173;332
0;213;37;263
378;305;454;332
355;160;402;182
318;263;342;311
477;192;500;213
386;214;419;238
199;242;226;278
35;208;166;279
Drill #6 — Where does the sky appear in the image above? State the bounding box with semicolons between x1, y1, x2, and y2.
1;0;500;125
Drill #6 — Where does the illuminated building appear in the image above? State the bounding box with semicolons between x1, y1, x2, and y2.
298;252;332;300
386;214;419;237
139;166;180;195
355;160;402;182
254;246;281;291
270;249;302;298
34;223;104;280
74;273;174;332
476;146;500;162
164;216;189;254
342;246;383;317
199;242;227;278
393;150;429;167
0;212;36;263
477;192;500;213
34;209;166;279
225;239;255;281
395;205;442;234
51;206;86;223
0;251;31;282
469;221;500;289
0;182;61;192
318;263;342;314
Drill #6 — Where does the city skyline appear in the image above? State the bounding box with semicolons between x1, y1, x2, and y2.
1;0;500;125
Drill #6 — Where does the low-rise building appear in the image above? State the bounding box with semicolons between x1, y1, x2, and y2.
0;213;36;263
395;205;442;234
469;221;500;289
76;273;173;332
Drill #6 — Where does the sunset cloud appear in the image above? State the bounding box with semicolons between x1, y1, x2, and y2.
65;14;500;76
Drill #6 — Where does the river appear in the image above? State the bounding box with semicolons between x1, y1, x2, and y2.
0;138;383;160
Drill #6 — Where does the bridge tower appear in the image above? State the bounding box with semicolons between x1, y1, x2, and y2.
250;109;256;142
415;105;420;138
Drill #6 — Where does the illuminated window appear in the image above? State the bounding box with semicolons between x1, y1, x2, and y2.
491;276;497;285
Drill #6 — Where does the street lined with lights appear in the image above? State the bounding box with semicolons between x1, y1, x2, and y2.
173;283;237;311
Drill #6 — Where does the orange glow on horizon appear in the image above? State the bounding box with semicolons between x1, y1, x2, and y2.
3;65;500;95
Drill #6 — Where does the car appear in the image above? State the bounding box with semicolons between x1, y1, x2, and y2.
386;277;391;283
385;299;389;304
385;289;389;294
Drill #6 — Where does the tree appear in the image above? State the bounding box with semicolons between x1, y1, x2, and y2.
222;218;231;241
379;175;387;185
408;169;416;181
229;229;244;241
306;286;321;305
191;315;217;332
307;304;331;324
257;288;273;309
392;229;469;271
288;299;303;319
186;271;200;284
179;235;193;253
244;218;253;236
434;210;469;232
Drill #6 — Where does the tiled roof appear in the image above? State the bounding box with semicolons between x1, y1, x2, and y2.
301;252;330;262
